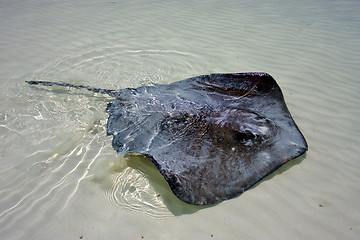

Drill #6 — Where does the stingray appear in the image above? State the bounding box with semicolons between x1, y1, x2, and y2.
27;72;307;205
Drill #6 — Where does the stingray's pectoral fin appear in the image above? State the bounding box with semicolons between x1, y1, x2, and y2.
26;80;118;97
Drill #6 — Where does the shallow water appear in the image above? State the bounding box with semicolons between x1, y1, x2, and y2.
1;0;360;239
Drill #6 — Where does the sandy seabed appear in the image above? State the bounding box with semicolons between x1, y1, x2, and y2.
0;0;359;239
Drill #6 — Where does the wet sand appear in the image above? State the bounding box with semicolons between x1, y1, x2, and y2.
0;0;359;239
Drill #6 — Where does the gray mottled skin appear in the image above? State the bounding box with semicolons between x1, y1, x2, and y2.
27;73;308;205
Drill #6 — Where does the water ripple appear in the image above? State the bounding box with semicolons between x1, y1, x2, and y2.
1;0;360;239
31;45;210;90
92;154;173;220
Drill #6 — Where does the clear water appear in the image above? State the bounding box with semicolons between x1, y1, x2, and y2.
1;0;359;239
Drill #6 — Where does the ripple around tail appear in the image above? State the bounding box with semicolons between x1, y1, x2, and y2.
30;45;210;90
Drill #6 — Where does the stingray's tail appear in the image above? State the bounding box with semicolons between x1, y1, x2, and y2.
26;80;118;97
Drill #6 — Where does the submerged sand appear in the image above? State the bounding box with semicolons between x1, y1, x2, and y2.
0;0;359;239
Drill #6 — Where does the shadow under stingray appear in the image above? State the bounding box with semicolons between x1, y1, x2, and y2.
123;152;307;216
125;153;210;216
249;152;308;190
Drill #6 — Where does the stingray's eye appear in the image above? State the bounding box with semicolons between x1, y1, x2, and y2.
233;130;260;146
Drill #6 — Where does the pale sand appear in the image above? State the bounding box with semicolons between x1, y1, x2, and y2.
0;0;359;239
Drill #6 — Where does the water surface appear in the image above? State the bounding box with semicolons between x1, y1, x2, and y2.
0;0;359;239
